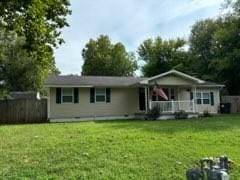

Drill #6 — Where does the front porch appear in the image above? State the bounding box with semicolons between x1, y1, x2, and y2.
150;100;196;114
137;70;220;116
140;85;198;114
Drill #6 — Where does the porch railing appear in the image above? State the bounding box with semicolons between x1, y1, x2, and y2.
150;100;195;113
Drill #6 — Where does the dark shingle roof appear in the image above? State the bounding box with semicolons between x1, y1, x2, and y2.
45;75;146;87
45;73;224;88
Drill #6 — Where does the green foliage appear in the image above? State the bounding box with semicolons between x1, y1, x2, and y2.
189;19;220;81
0;29;49;91
174;110;188;119
147;106;160;120
0;0;71;90
0;87;9;99
189;4;240;94
138;37;192;77
0;0;71;48
82;35;137;76
0;115;240;178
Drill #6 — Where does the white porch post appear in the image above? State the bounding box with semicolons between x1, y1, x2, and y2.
192;99;195;113
171;100;175;114
145;86;148;113
193;86;197;113
148;86;152;110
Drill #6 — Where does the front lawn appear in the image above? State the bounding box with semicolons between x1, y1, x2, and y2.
0;115;240;179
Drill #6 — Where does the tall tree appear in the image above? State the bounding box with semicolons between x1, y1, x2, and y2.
189;19;220;80
189;0;240;94
82;35;137;76
0;0;71;90
0;29;39;91
138;37;192;77
211;16;240;94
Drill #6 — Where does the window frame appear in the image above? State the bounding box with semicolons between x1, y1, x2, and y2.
196;92;211;105
95;88;106;102
196;92;202;105
202;92;210;105
61;88;74;103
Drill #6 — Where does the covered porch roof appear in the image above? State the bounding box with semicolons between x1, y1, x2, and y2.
138;69;224;88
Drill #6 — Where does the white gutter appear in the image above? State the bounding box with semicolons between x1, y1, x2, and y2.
44;85;94;88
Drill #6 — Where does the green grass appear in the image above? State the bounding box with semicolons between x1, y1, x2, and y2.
1;115;240;179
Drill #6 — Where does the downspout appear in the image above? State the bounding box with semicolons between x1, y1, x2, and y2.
47;87;51;120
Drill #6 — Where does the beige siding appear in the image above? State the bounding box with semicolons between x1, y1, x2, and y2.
177;87;220;113
195;88;220;114
150;74;195;86
49;87;140;119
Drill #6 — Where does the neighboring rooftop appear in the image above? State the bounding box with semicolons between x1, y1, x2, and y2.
45;75;146;87
9;92;40;100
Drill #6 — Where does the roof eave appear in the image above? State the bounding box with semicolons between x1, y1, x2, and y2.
44;84;94;88
197;84;225;88
139;69;206;84
44;84;137;88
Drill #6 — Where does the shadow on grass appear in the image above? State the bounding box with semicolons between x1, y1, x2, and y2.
93;114;240;134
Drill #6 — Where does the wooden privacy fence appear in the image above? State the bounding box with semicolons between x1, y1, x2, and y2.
0;98;48;124
221;96;240;113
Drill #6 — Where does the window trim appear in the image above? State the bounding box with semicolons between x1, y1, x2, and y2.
202;92;210;105
61;88;74;103
196;92;202;105
95;88;106;102
196;92;211;105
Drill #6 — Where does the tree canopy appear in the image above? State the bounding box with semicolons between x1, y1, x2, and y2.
0;0;71;91
189;19;220;80
138;37;192;77
0;30;35;91
189;0;240;94
82;35;137;76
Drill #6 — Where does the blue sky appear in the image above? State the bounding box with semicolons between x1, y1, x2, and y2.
54;0;224;75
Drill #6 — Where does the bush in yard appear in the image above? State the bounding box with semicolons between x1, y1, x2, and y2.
174;110;188;120
203;110;212;117
147;106;160;120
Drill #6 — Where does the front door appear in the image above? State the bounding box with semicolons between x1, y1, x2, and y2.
139;88;146;111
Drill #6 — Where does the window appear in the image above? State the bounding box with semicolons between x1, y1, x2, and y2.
95;88;106;102
196;92;202;104
62;88;73;103
196;92;210;105
203;93;210;104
